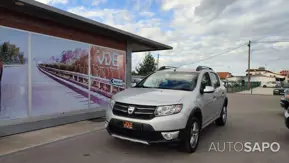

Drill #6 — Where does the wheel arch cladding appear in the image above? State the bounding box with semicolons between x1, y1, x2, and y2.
224;97;228;107
190;108;203;126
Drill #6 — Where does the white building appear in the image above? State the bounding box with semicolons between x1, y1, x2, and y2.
226;67;288;86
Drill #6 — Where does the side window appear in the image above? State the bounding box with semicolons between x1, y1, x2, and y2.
201;72;212;87
210;72;220;88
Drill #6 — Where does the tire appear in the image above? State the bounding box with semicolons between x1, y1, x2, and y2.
180;117;201;153
215;105;227;126
285;117;289;129
263;85;267;88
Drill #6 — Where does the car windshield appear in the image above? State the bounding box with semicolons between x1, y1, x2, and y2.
135;71;199;91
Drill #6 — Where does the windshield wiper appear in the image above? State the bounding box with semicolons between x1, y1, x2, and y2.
135;85;155;88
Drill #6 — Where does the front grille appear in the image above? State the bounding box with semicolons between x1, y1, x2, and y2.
113;102;156;120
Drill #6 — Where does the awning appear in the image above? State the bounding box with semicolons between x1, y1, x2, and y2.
0;0;173;52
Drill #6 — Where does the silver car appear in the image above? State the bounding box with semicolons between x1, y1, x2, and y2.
105;66;228;153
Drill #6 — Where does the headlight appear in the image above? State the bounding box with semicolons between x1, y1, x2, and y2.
109;99;115;109
154;104;183;116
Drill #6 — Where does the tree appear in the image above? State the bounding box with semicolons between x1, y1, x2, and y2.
131;71;137;75
19;54;24;64
135;52;157;76
0;42;9;63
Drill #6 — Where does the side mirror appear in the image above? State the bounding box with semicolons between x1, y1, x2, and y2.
131;83;137;87
203;86;215;93
201;80;207;90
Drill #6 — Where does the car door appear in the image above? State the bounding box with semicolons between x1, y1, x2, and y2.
200;72;215;125
209;72;224;117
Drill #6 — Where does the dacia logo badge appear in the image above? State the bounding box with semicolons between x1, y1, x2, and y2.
128;106;135;115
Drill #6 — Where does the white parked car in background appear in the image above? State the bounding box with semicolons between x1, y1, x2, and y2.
262;81;276;88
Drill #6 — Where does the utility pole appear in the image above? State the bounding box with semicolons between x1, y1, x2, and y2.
156;54;160;70
247;40;251;90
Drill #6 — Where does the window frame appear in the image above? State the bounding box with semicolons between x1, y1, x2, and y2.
200;72;212;88
209;72;221;88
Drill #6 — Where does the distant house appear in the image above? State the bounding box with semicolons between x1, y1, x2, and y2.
245;67;287;85
217;72;233;80
280;70;289;77
246;68;285;80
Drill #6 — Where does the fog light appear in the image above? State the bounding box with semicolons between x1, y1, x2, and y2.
104;121;109;128
161;131;179;140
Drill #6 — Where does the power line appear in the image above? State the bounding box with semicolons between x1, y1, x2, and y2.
252;40;289;43
178;43;247;67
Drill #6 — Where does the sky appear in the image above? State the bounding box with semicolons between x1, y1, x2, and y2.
35;0;289;75
31;33;88;62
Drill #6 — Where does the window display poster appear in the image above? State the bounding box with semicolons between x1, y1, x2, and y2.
0;27;29;120
89;45;126;107
31;33;92;116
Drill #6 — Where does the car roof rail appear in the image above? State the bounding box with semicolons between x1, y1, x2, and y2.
196;66;213;71
158;66;177;71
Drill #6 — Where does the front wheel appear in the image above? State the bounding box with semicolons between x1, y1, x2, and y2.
285;118;289;129
180;117;201;153
215;105;227;126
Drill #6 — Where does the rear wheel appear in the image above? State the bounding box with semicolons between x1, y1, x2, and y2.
215;105;227;126
180;117;201;153
263;85;267;88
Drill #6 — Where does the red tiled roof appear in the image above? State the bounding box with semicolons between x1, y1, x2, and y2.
217;72;232;79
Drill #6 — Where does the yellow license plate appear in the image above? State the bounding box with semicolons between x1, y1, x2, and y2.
123;121;133;129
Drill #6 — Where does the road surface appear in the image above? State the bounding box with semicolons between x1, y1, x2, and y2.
0;64;28;119
0;94;288;163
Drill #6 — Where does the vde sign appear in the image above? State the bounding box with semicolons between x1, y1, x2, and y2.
110;78;123;86
95;51;120;67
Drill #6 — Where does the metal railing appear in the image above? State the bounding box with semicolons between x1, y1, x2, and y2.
38;65;125;98
225;82;261;93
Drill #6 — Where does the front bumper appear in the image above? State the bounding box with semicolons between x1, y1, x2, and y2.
106;118;184;144
106;108;188;131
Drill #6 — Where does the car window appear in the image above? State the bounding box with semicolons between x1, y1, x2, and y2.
209;72;220;88
135;71;199;91
201;72;212;87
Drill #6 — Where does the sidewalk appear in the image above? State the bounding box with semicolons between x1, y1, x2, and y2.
0;119;105;157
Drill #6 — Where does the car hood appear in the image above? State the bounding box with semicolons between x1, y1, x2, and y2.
113;88;190;105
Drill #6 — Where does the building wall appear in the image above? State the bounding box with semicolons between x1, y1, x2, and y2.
227;76;244;82
249;70;284;79
244;76;275;85
0;9;129;136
